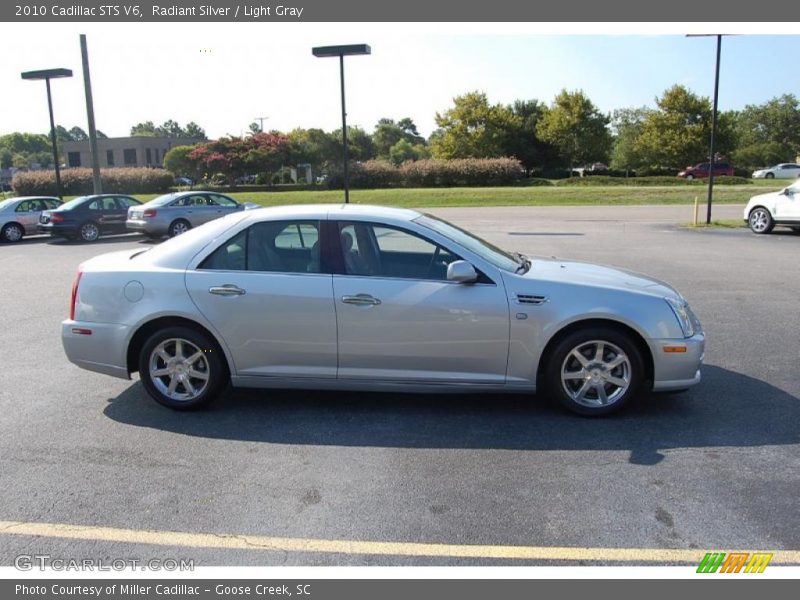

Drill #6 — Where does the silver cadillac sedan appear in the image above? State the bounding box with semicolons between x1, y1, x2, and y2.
62;204;704;416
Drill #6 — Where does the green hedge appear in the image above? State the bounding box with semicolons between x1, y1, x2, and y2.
556;175;752;187
12;168;174;196
327;158;524;189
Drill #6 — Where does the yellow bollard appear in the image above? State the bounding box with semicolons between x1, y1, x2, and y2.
693;196;699;226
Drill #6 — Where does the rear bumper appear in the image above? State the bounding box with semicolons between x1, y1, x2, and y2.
126;219;164;236
38;223;75;236
651;332;705;392
61;320;132;379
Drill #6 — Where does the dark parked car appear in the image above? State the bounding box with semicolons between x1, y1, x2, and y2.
38;194;142;242
677;162;734;180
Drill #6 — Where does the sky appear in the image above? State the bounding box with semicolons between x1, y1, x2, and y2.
1;23;799;140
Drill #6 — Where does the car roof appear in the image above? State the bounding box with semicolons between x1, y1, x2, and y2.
8;196;60;201
241;203;421;222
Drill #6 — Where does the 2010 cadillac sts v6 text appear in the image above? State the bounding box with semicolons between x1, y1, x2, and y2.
62;205;704;416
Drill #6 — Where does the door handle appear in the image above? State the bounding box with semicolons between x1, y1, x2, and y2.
209;284;246;296
341;294;381;306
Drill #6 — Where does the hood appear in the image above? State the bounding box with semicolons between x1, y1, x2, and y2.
747;190;778;204
519;257;681;299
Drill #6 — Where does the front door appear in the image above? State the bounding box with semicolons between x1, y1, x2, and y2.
185;219;337;378
774;184;800;221
332;221;510;384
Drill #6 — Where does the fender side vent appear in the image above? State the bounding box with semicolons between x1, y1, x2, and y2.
516;294;549;305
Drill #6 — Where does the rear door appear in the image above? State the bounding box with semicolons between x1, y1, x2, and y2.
14;199;41;234
185;219;337;379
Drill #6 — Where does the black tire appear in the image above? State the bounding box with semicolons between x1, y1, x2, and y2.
544;326;645;417
168;219;191;238
78;221;100;242
748;207;774;234
765;172;774;179
1;222;24;243
138;326;228;410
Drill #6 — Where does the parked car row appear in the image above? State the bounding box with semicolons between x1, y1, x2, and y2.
0;191;258;243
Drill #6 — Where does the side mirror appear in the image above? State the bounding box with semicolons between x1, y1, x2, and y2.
447;260;478;283
780;188;791;196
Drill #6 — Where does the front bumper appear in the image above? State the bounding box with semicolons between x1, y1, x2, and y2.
651;332;705;392
61;320;132;379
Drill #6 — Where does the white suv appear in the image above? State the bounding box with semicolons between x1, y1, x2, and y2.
744;180;800;234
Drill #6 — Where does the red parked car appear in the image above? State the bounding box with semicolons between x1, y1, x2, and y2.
678;161;734;180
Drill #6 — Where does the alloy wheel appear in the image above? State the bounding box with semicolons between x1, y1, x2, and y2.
560;340;632;408
749;209;770;233
148;338;211;402
80;222;99;241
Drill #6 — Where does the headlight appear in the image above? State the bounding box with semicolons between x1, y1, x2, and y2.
665;296;701;338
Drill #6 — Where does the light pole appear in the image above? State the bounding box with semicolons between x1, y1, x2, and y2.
688;34;726;225
312;44;371;204
21;68;73;200
254;116;269;132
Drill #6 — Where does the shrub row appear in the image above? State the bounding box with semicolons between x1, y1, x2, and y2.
327;158;524;189
555;175;751;187
12;168;175;196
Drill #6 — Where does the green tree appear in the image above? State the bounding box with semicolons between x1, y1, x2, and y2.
287;128;339;171
731;94;800;167
503;99;559;175
373;118;426;159
388;139;429;165
634;85;735;169
430;91;516;159
68;126;88;141
610;107;651;170
332;126;376;161
163;145;201;179
130;120;207;139
536;89;612;170
130;121;158;136
182;121;207;140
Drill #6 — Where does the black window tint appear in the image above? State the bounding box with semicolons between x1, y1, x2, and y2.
88;199;102;210
338;222;458;280
115;197;138;209
199;230;247;271
44;199;61;210
248;221;321;273
209;194;237;207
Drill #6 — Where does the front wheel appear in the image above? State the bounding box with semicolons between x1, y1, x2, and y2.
545;327;645;416
748;207;774;234
765;172;774;179
685;174;694;181
138;326;228;410
1;223;24;243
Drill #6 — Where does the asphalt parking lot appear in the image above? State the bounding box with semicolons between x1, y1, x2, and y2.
0;203;798;566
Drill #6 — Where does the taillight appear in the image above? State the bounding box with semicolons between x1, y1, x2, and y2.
69;269;83;320
51;213;65;223
143;208;157;218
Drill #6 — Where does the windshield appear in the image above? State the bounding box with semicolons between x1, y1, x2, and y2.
415;214;522;273
147;193;181;207
57;196;90;210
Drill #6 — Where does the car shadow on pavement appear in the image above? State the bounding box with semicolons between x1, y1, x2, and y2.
103;364;799;466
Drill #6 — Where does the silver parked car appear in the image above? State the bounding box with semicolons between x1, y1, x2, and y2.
0;196;62;242
126;191;258;239
63;205;704;416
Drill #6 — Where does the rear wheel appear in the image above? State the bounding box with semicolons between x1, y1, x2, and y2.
168;219;191;237
1;223;23;243
748;207;774;234
79;221;100;242
138;326;227;410
545;327;645;416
